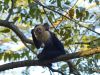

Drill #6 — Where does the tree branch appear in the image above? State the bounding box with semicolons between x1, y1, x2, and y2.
74;38;100;45
0;47;100;71
0;20;37;54
34;1;100;36
0;20;33;45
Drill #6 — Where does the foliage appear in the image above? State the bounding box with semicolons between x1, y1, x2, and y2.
0;0;100;74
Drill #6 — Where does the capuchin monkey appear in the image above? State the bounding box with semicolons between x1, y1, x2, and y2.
31;23;80;75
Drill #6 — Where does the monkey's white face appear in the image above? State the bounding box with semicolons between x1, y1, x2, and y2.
34;25;51;43
34;25;45;35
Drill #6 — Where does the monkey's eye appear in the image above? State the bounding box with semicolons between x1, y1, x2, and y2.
36;28;42;32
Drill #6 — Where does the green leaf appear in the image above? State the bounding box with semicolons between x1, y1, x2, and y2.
85;11;89;19
21;51;27;58
0;28;10;33
57;0;62;8
3;53;8;61
35;9;40;20
48;15;53;22
24;50;30;58
13;16;19;23
11;35;18;43
76;59;81;65
59;29;64;36
50;0;56;4
0;53;3;60
13;53;20;60
89;0;93;3
0;1;2;11
18;16;22;23
61;64;67;71
95;54;100;59
4;0;10;4
50;11;54;18
76;9;80;19
65;38;73;46
39;16;43;23
29;3;38;18
65;1;70;5
4;0;10;10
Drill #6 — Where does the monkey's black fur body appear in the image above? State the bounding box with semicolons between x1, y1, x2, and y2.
31;29;65;67
31;24;80;75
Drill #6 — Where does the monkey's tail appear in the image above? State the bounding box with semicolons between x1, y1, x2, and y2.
48;66;65;75
67;60;80;75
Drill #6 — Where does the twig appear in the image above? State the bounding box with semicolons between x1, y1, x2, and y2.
43;8;60;34
0;20;37;54
75;42;90;44
0;20;33;44
6;0;14;21
34;1;100;36
48;67;65;75
66;0;78;14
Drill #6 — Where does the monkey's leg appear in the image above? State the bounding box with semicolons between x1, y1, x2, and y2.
37;53;52;67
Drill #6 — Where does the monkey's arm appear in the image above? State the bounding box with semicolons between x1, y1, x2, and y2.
51;32;65;52
31;29;42;49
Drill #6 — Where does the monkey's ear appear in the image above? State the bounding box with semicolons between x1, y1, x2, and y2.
44;23;49;26
43;23;50;30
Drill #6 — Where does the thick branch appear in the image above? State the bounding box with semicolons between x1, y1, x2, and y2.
0;20;33;45
0;47;100;71
57;47;100;61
